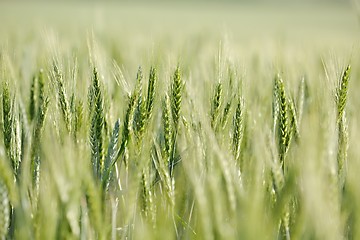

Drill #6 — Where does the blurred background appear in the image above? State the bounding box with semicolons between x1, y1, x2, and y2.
0;0;359;75
0;0;358;43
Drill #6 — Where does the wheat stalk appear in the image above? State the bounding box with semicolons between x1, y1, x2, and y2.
336;65;351;188
0;180;9;240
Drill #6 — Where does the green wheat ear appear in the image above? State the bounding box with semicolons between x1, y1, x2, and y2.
336;65;350;123
29;74;37;122
102;119;120;193
73;100;83;142
221;99;232;129
232;97;245;167
170;66;183;131
114;68;142;167
133;66;146;141
336;65;351;187
2;81;13;169
31;94;49;191
89;67;104;179
211;82;222;130
275;74;290;172
272;76;280;136
53;63;71;133
288;96;300;142
162;94;173;164
145;66;157;122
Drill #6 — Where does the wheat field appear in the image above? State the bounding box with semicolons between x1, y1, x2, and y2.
0;1;360;239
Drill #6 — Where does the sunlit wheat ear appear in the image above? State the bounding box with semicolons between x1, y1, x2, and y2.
272;76;280;136
232;97;244;166
89;67;104;179
133;66;146;141
336;65;351;187
29;74;37;122
221;100;232;129
288;96;299;142
162;94;173;164
275;74;290;172
102;119;120;193
2;81;13;170
145;66;157;122
38;69;46;113
211;82;222;130
170;66;183;131
73;100;83;142
134;66;157;145
115;68;142;167
13;109;22;179
28;69;47;191
140;168;155;223
336;65;350;124
53;63;71;133
31;94;49;192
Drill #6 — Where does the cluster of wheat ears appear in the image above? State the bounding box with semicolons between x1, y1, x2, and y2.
0;41;356;239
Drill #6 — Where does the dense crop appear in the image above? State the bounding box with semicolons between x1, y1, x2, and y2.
0;3;359;239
